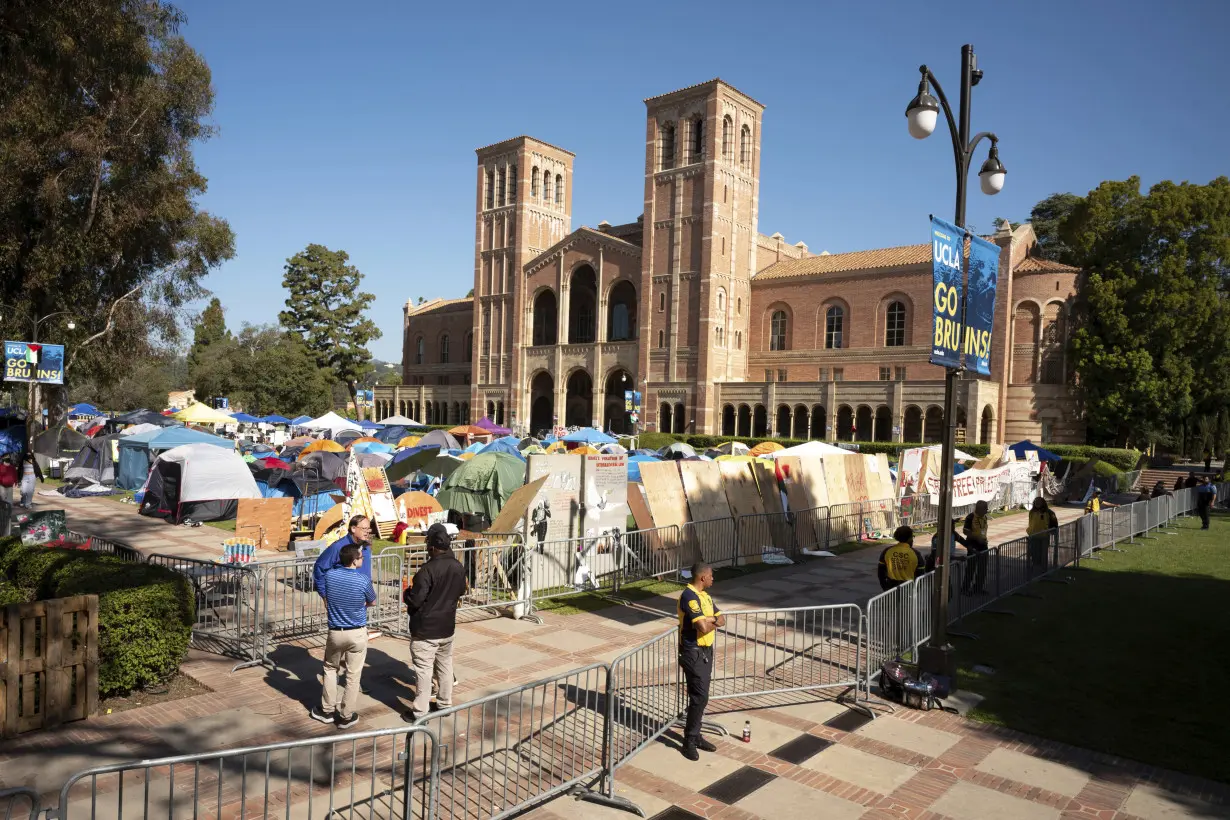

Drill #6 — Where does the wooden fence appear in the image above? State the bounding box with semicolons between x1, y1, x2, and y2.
0;594;99;737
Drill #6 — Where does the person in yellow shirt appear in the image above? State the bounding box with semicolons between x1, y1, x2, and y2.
961;500;990;595
1027;497;1059;569
877;526;925;590
677;562;725;761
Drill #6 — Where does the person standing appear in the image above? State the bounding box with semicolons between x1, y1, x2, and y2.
1196;476;1215;529
402;523;467;722
879;526;925;590
1026;497;1059;570
18;451;43;508
961;500;990;595
678;561;724;761
310;544;375;728
314;516;375;595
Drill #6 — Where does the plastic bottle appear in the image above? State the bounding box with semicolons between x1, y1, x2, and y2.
742;720;751;743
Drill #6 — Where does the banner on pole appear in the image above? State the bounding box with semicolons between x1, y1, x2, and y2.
4;341;64;384
929;217;966;369
964;234;1002;376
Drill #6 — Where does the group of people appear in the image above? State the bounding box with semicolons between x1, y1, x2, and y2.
0;451;44;508
307;515;467;728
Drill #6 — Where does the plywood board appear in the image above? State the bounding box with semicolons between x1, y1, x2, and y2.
862;454;896;539
720;462;766;519
236;497;294;551
638;460;690;532
488;475;549;536
820;455;851;507
746;460;792;559
628;482;656;530
583;454;629;540
844;455;871;503
526;454;583;547
973;444;1005;471
679;460;731;523
753;461;785;516
777;457;829;548
395;491;445;531
313;503;344;541
822;455;857;544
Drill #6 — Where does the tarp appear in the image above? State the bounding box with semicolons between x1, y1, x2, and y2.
230;412;262;423
562;428;618;445
1007;440;1062;462
302;411;362;436
0;424;23;458
262;415;292;424
357;419;382;430
378;414;420;426
478;436;526;460
435;452;525;522
173;401;236;425
139;444;261;524
628;454;660;484
116;426;233;490
69;403;101;417
474;417;512;436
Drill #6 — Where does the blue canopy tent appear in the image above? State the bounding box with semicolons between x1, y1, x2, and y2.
69;403;102;418
230;412;262;424
561;428;618;445
357;419;382;430
289;415;313;426
116;426;234;490
262;415;292;425
1007;440;1062;463
478;436;526;460
374;425;408;445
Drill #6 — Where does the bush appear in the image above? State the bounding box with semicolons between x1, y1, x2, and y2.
1046;445;1142;472
623;433;995;461
0;544;194;697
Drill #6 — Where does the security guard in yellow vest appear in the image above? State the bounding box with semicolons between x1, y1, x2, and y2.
677;561;725;761
961;500;990;595
1027;496;1059;569
877;526;924;590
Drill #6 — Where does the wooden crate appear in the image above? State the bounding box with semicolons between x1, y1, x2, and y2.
0;594;99;737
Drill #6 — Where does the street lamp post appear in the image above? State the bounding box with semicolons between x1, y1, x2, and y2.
905;44;1006;680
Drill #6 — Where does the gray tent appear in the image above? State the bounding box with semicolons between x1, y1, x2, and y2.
63;435;120;487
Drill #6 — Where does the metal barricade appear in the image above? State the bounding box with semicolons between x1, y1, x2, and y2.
65;530;143;563
0;788;40;820
413;664;611;820
735;510;799;564
144;553;262;668
384;539;533;625
681;517;739;569
866;579;921;672
1131;499;1149;538
604;628;682;789
707;604;864;705
825;502;866;548
616;524;683;586
54;725;439;820
949;546;997;624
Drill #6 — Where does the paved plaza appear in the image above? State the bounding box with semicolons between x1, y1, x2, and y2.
4;500;1228;817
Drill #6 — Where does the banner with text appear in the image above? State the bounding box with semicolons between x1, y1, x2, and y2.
4;341;64;384
925;462;1011;506
964;233;1002;376
930;216;966;369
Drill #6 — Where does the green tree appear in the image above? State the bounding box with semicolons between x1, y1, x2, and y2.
0;0;235;422
187;298;230;376
381;372;403;386
278;245;381;414
1063;177;1230;446
233;325;332;417
1028;192;1083;263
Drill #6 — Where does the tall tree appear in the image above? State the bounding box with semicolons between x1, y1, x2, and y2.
187;297;230;390
1062;176;1230;446
0;0;235;423
1028;192;1082;263
278;245;381;414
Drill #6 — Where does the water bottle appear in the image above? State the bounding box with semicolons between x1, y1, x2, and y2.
742;720;751;743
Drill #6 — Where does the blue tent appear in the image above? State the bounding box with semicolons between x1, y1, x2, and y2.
478;436;526;460
463;441;486;454
561;428;618;445
1007;440;1062;463
262;414;292;424
69;402;102;417
375;425;408;445
357;419;382;430
116;426;234;490
352;440;393;455
289;415;313;425
628;454;660;483
230;412;262;423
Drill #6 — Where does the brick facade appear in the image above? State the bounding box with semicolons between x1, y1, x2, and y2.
376;78;1084;444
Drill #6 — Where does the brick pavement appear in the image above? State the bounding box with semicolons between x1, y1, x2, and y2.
5;502;1218;819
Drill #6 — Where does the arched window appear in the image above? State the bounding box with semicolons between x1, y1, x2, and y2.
508;165;517;203
770;310;788;351
440;334;450;363
885;301;906;347
825;305;844;349
660;122;676;170
554;174;563;205
715;326;724;347
415;336;424;365
690;117;704;163
496;167;506;206
484;169;494;209
464;332;473;362
531;166;539;198
737;297;742;315
658;329;665;348
736;330;742;349
481;307;491;355
542;170;552;204
722;115;733;161
739;124;751;166
659;292;666;311
716;288;726;314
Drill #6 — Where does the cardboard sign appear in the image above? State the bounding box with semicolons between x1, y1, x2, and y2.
395;491;445;530
584;453;628;542
14;509;67;544
638;460;691;532
236;497;294;550
488;475;550;535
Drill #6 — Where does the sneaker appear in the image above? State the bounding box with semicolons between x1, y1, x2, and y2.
680;743;700;761
336;712;359;729
309;707;333;724
359;683;371;695
695;737;717;753
401;709;419;723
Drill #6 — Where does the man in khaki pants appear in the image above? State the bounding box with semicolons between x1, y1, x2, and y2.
311;544;375;728
402;523;467;722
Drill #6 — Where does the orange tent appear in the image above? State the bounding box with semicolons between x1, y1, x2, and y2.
748;441;784;457
299;439;345;458
448;425;494;444
571;445;599;455
396;436;421;449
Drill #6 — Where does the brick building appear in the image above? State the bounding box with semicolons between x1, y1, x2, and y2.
375;79;1084;445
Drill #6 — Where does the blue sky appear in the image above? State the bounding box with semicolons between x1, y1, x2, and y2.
180;0;1229;363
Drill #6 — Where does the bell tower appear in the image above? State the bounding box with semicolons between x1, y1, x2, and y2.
638;80;763;433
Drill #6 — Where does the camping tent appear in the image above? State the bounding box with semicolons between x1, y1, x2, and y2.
68;403;102;418
33;424;89;460
139;444;260;524
374;425;409;445
378;414;420;426
435;452;525;522
765;440;849;459
116;426;234;490
301;411;362;436
62;435;121;486
418;429;461;450
173;401;237;426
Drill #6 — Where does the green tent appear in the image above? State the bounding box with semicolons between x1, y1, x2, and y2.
435;452;525;521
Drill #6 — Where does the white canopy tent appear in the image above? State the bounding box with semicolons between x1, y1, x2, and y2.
765;440;850;459
378;414;421;426
301;411;363;436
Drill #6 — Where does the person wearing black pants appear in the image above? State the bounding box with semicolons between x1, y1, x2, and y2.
677;562;724;761
1197;477;1215;529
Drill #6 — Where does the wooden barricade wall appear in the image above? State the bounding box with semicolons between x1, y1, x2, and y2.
0;594;99;738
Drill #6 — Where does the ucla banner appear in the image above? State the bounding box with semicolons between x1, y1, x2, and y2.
930;216;966;369
4;341;65;384
964;234;1002;376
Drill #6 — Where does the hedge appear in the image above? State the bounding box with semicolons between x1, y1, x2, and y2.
0;537;194;697
1044;445;1142;472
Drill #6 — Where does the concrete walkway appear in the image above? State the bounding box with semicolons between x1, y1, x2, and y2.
5;502;1225;818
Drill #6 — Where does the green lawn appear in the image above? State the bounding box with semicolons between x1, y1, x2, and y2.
956;511;1230;783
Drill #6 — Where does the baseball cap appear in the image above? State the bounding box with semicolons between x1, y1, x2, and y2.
425;522;452;549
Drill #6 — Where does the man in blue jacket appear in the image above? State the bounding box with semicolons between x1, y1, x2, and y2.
314;516;375;599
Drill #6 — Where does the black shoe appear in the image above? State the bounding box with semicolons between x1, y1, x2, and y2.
429;701;442;713
681;743;700;761
695;737;717;753
360;683;371;695
401;709;419;723
309;707;333;724
336;712;359;729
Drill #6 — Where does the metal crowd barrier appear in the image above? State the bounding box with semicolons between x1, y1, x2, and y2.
735;510;800;564
144;552;263;669
0;788;39;820
54;725;439;820
604;629;682;783
683;516;740;569
64;530;143;563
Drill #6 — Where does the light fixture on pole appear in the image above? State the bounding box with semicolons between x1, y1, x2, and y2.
904;44;1007;683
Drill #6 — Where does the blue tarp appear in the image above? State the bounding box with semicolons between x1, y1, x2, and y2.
69;403;101;417
1007;440;1062;463
478;436;526;460
262;415;292;424
289;415;312;425
357;419;381;430
627;454;660;484
561;428;618;445
0;425;25;458
230;412;262;423
116;427;234;490
255;479;338;516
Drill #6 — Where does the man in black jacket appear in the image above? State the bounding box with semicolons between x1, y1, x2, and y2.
402;523;467;722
